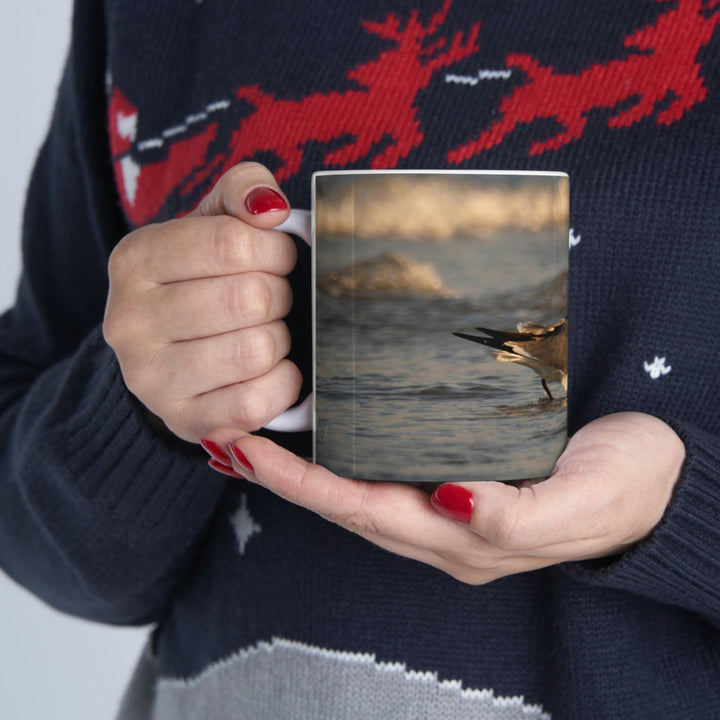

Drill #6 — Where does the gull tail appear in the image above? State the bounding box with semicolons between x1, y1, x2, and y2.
452;330;508;350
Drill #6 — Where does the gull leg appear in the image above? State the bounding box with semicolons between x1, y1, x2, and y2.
541;379;553;400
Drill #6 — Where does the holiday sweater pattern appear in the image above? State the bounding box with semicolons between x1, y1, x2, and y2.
108;0;719;225
1;1;720;718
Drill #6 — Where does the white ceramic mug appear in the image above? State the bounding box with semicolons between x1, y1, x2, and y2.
265;170;569;483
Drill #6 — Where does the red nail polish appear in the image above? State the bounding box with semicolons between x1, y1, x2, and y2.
201;439;232;467
245;186;288;214
208;458;246;480
228;444;255;474
431;484;475;523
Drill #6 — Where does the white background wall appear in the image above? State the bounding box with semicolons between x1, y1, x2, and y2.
0;4;147;718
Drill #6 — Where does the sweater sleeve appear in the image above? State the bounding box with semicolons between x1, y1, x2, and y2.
564;420;720;628
0;0;225;625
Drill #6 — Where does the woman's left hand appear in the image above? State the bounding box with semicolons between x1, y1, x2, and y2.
204;412;685;584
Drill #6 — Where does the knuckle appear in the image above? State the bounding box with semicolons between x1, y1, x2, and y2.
210;216;251;268
223;161;272;189
103;304;137;350
237;160;267;174
333;483;375;534
237;274;273;323
103;296;153;353
106;238;132;281
275;236;297;275
238;327;278;377
102;309;123;348
105;233;159;350
276;277;293;316
489;514;521;550
108;225;154;281
221;161;259;186
218;279;245;326
486;500;531;551
277;359;303;404
289;462;315;508
227;384;272;431
216;162;276;213
286;356;303;385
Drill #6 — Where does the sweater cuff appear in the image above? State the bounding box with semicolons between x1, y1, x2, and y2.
565;420;720;623
31;326;224;528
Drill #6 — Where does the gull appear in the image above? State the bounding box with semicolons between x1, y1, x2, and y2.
453;318;567;399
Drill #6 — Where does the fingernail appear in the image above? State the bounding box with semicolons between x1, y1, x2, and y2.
208;458;246;480
201;438;232;467
431;484;475;523
228;444;255;474
245;186;288;214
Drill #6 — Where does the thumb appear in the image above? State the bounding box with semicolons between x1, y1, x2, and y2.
431;476;581;553
430;481;533;547
191;161;291;229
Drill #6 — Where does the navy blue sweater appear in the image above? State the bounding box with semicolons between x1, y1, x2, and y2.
1;1;720;718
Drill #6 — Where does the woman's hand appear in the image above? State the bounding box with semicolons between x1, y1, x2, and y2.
205;412;685;584
103;162;302;442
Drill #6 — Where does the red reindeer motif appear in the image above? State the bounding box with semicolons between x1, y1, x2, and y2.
187;0;480;189
448;0;720;162
111;1;480;226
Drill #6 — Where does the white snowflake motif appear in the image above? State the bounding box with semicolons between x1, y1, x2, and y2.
229;494;262;555
643;356;672;379
569;227;581;248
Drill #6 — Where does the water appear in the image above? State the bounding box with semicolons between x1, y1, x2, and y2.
314;232;567;483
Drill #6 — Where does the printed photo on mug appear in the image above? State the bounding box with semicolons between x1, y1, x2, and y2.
312;170;569;483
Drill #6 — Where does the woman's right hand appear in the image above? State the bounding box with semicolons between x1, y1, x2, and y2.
103;162;302;443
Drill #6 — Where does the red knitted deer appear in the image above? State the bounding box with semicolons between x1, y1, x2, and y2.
448;0;720;162
199;0;480;185
111;1;480;226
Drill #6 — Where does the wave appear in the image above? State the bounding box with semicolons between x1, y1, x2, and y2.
317;253;455;298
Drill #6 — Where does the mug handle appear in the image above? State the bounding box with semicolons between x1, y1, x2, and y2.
263;209;313;433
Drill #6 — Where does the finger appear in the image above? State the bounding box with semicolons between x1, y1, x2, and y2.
116;216;297;286
433;473;619;560
154;320;291;397
186;358;303;435
191;161;291;229
222;436;556;582
224;434;474;552
473;478;585;554
146;272;293;341
210;434;558;583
